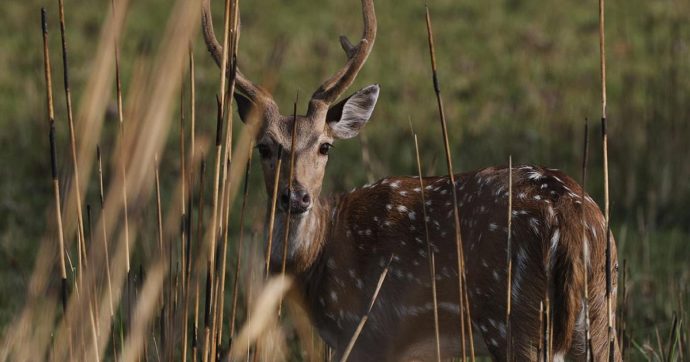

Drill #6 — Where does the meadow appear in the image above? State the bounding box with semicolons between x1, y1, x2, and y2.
0;0;688;360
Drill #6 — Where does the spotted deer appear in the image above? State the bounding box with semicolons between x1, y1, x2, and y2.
203;0;620;360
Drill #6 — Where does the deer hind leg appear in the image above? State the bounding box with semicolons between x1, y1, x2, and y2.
581;269;621;360
569;241;621;361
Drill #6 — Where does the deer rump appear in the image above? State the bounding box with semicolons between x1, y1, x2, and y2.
302;165;618;361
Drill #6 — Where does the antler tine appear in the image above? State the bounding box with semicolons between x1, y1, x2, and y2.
310;0;377;108
201;0;272;103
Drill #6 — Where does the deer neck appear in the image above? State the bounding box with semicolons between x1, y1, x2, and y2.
267;196;333;274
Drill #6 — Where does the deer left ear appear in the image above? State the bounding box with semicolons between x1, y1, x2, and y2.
326;84;380;139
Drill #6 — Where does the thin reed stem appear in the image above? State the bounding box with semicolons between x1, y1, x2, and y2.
265;149;283;276
97;146;115;317
424;7;475;361
58;0;88;271
598;0;615;359
111;0;130;278
193;282;200;362
279;91;300;316
339;255;393;362
230;146;253;338
411;122;441;362
190;46;196;167
155;157;164;256
183;45;197;362
41;7;68;313
581;119;593;361
214;0;242;349
506;156;513;361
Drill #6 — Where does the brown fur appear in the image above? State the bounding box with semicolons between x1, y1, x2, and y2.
276;165;620;361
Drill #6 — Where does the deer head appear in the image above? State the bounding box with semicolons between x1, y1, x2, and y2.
202;0;379;216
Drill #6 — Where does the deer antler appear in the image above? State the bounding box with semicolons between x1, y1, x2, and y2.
309;0;377;111
201;0;273;104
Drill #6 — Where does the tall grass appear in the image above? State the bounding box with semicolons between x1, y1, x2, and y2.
0;0;688;361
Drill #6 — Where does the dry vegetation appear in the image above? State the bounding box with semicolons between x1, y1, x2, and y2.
0;0;688;361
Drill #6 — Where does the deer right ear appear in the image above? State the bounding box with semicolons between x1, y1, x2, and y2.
326;84;380;139
234;92;255;124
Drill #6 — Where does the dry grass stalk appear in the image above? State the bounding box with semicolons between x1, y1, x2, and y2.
339;255;394;362
32;0;132;354
278;92;300;316
111;0;131;278
35;2;130;324
182;45;196;362
58;0;88;274
424;6;475;361
41;7;68;312
97;146;115;317
580;120;593;361
598;0;615;359
214;0;242;352
206;97;224;346
180;78;188;294
618;259;627;358
411;124;441;362
120;261;168;362
265;151;283;276
227;276;294;361
208;0;242;350
284;295;324;362
202;93;226;362
230;146;253;338
115;44;131;351
506;155;513;361
155;157;164;256
56;0;200;358
190;46;197;167
88;301;100;362
193;281;201;362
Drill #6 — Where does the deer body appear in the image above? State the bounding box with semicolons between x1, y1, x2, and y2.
202;0;620;360
270;166;618;361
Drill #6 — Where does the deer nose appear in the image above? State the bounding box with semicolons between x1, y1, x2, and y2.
280;187;311;214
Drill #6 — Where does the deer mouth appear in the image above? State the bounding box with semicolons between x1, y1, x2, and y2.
282;205;311;216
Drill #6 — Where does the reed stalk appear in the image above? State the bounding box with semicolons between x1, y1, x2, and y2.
279;92;300;316
230;147;253;338
58;0;88;272
339;255;393;362
506;156;513;361
411;123;441;362
424;6;475;360
97;146;115;318
598;0;615;359
581;120;593;361
41;8;68;314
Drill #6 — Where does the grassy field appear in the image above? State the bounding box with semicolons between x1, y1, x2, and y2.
0;0;688;360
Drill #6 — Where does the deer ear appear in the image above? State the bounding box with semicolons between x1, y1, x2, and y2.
234;92;255;124
326;84;379;139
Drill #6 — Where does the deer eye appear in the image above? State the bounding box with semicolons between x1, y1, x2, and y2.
319;143;333;156
257;144;272;159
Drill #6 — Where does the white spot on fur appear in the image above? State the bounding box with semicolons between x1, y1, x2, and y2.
527;171;543;180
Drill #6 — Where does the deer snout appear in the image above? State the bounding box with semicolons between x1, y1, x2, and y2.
280;186;312;214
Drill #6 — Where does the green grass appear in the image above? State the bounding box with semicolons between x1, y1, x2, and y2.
0;0;688;359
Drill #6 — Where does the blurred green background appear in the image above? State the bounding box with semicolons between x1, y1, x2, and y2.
1;0;688;358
